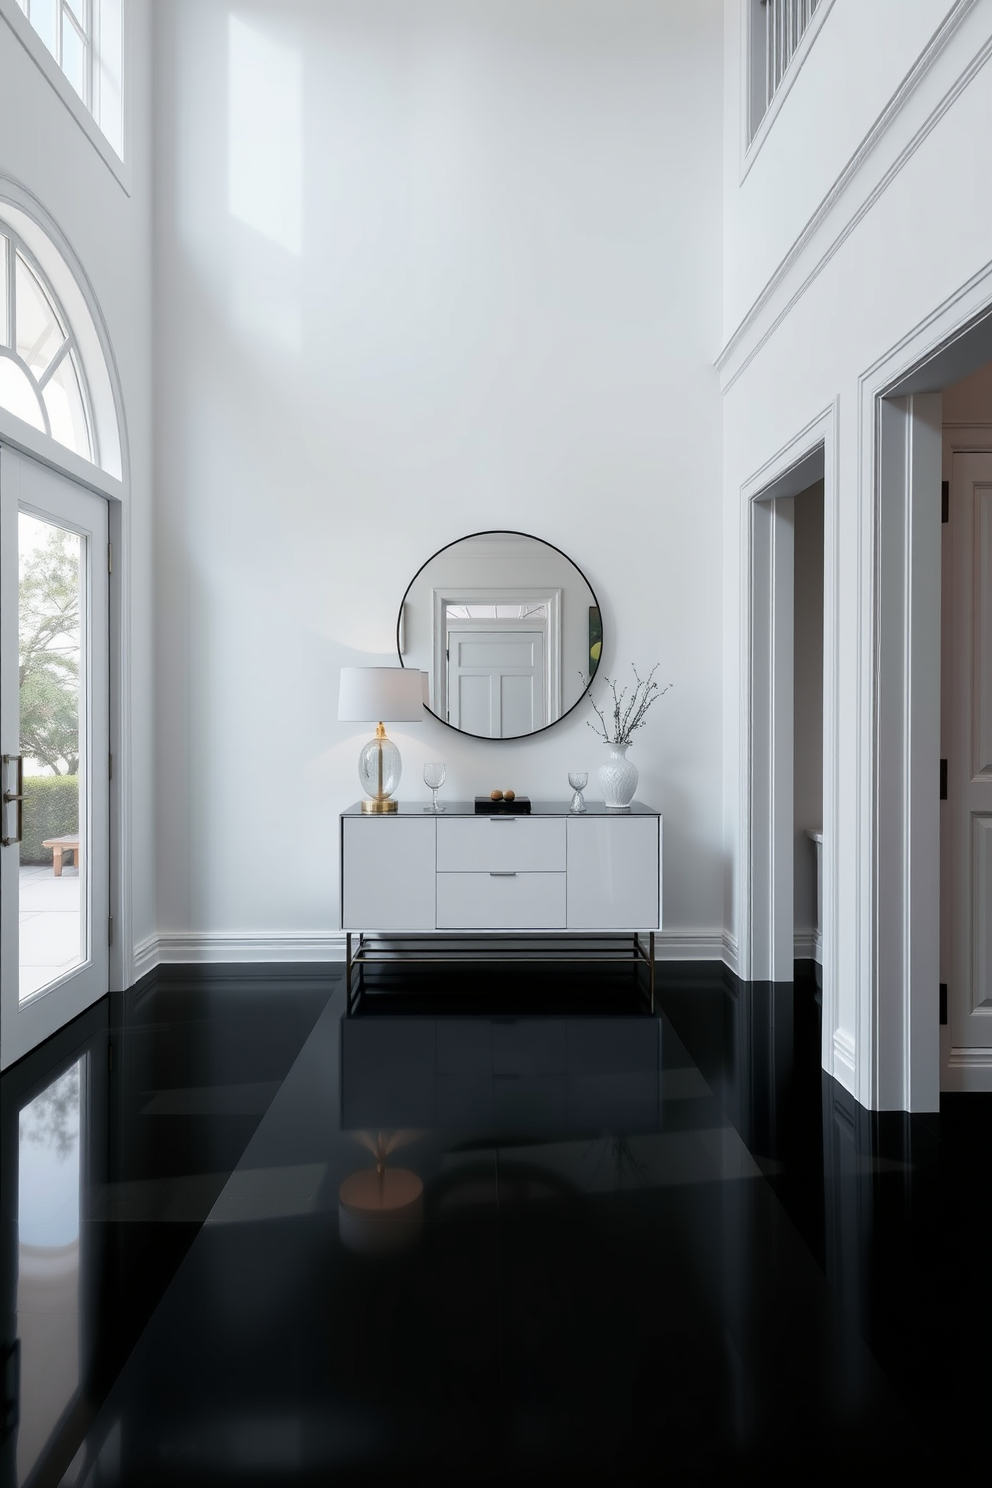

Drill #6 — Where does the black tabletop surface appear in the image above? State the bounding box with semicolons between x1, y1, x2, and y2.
341;800;660;817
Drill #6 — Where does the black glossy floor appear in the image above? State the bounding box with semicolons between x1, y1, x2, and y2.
2;961;989;1486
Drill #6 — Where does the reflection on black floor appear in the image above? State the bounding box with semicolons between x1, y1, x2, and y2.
1;961;989;1485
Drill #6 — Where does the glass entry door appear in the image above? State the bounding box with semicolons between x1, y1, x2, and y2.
1;446;109;1069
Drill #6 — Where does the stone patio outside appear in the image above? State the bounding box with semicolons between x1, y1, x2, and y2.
19;863;82;1002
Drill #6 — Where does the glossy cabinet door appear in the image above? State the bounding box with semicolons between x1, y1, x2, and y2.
341;817;436;929
566;816;661;929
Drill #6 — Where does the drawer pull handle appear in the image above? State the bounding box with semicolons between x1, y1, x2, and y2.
489;817;517;823
490;871;517;877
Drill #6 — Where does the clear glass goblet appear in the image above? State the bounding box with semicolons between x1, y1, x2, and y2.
424;762;447;812
568;771;588;813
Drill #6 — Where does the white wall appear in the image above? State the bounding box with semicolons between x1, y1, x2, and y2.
720;0;992;1100
152;0;725;958
0;2;156;972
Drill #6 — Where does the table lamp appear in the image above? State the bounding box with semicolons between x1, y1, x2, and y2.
338;667;425;812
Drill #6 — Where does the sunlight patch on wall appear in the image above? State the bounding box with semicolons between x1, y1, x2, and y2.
228;14;303;256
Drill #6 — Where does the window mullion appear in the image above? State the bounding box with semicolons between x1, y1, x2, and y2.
37;336;73;394
88;0;98;121
7;244;16;356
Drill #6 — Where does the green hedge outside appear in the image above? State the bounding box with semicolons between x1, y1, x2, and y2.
21;776;79;865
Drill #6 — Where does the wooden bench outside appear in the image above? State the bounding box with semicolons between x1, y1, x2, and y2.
42;835;80;876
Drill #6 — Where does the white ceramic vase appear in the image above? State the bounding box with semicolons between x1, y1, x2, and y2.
598;742;638;810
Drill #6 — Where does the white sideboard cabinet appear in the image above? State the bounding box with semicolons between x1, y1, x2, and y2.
340;801;662;1005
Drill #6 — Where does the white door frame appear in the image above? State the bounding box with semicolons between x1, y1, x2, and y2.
857;278;992;1110
740;274;992;1113
0;180;133;1000
1;453;110;1066
739;403;840;1082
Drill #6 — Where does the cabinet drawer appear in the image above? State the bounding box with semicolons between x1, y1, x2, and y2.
437;872;566;929
436;817;565;873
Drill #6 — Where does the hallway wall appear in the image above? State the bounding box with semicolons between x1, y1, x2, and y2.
719;0;992;1100
151;0;725;960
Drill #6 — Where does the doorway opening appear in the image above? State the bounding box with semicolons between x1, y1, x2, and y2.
748;471;825;980
939;360;992;1092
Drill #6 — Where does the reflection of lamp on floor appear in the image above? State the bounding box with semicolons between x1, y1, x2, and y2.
338;667;426;813
339;1132;423;1254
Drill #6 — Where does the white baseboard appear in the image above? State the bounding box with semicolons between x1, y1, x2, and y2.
832;1027;857;1084
129;927;733;981
144;931;347;972
655;930;727;962
132;934;160;981
941;1045;992;1093
793;929;822;961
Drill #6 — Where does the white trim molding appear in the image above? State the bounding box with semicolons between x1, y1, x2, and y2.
655;930;727;963
151;932;348;966
132;927;734;977
832;1027;856;1083
720;1;991;391
737;402;841;1080
853;276;992;1111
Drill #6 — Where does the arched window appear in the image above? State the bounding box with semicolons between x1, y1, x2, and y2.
0;225;94;462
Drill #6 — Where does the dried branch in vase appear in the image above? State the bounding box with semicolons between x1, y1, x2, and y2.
587;663;671;747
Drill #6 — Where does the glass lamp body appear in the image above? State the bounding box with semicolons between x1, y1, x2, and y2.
358;726;402;811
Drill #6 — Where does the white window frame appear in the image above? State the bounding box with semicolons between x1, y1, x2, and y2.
741;0;834;182
0;224;97;464
0;0;130;192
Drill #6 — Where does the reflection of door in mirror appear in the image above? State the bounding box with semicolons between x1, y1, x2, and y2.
440;591;557;736
398;532;600;740
449;628;546;735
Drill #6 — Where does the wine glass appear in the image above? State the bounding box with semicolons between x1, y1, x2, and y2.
568;771;588;813
424;762;447;812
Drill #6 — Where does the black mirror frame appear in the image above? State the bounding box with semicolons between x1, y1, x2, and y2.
396;529;603;741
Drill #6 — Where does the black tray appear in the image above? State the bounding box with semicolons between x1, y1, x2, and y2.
474;796;532;814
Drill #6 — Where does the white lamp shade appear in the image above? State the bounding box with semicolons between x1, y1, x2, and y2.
338;667;426;723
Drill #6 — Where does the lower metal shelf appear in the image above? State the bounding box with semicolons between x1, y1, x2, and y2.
344;931;656;1011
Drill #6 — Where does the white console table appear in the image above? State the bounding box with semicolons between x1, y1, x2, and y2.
339;801;662;1009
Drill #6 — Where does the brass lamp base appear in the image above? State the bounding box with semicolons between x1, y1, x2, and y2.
361;798;398;813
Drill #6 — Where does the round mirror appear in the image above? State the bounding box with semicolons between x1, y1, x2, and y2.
397;531;602;739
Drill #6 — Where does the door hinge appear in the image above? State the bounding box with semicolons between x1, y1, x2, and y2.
939;984;947;1026
108;1039;114;1073
940;758;948;800
108;915;114;946
109;752;113;781
941;481;949;523
108;542;113;573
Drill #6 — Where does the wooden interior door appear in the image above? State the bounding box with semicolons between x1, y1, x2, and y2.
941;450;992;1090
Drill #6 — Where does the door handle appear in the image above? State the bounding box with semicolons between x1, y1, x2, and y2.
2;755;24;847
490;871;517;877
489;817;516;823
